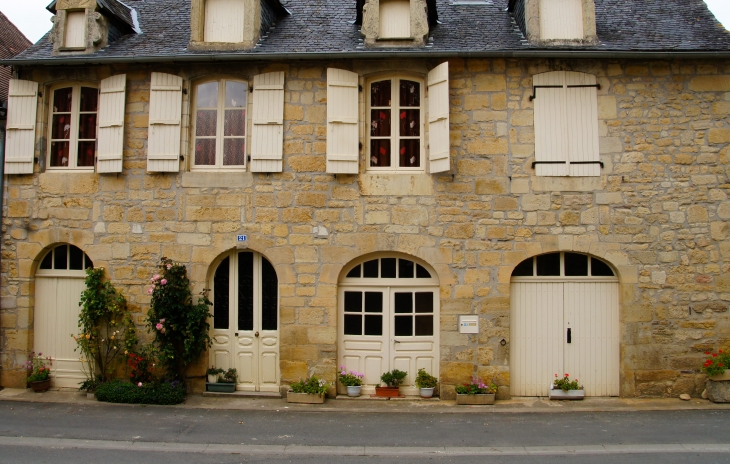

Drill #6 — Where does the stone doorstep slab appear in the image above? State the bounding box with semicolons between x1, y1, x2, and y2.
202;391;282;399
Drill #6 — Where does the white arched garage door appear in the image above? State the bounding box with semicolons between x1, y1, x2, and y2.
510;252;619;397
35;244;93;388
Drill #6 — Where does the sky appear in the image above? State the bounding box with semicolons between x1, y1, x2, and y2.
0;0;729;44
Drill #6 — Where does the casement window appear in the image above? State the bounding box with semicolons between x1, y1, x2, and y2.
380;0;410;39
48;84;98;170
532;71;600;177
192;79;248;170
64;11;86;48
368;76;424;172
539;0;584;40
204;0;245;43
325;63;450;175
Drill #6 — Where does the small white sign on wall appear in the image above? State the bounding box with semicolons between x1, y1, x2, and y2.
458;315;479;334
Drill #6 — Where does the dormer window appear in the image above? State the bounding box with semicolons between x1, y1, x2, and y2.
539;0;583;40
379;0;410;39
204;0;245;43
64;11;86;49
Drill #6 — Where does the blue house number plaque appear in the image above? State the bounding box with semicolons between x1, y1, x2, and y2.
237;235;247;242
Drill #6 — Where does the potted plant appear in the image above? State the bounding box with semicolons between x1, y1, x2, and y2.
207;368;237;393
376;369;407;397
703;350;730;403
26;352;53;392
455;376;497;405
338;367;364;397
415;369;438;398
549;373;585;400
287;375;330;403
206;366;224;384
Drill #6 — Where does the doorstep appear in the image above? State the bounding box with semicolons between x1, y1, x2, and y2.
202;390;282;399
336;394;441;401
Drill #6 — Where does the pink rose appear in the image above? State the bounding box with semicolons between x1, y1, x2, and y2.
138;382;142;387
166;264;172;269
156;323;163;331
160;279;167;285
147;288;153;294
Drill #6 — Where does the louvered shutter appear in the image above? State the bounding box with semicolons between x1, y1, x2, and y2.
565;72;600;177
5;80;38;175
97;74;126;173
250;72;284;173
427;62;450;174
147;72;183;172
533;72;569;176
326;69;359;174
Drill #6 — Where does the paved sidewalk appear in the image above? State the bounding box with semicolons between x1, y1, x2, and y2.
1;386;729;414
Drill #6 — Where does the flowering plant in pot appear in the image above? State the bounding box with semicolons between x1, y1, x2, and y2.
455;376;497;405
415;369;438;398
206;366;224;383
208;368;237;393
287;375;330;403
549;373;584;400
338;367;364;397
376;369;407;397
26;352;53;392
702;350;730;403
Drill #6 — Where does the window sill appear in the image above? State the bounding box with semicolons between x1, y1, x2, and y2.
359;173;433;196
44;168;95;173
182;171;254;188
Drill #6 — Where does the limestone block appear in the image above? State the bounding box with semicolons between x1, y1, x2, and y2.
706;379;730;403
689;76;730;92
445;223;475;239
596;192;623;205
598;96;617;119
476;178;509;195
709;129;730;144
392;206;428;226
687;205;708;224
439;362;474;384
475;74;506;91
521;194;551;211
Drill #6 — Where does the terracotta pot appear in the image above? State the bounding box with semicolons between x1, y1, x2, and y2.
375;386;401;397
456;393;495;405
287;391;325;404
708;371;730;381
29;379;51;393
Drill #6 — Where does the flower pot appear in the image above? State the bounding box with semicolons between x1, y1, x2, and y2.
29;379;51;393
420;387;435;398
708;371;730;381
207;374;219;383
346;385;361;397
375;386;401;397
456;393;495;405
549;386;585;400
287;391;325;404
87;392;96;400
207;382;236;393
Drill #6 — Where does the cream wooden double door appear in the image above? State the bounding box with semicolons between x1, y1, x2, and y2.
209;252;279;392
510;280;620;397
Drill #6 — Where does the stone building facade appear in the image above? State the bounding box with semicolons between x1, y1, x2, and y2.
2;0;730;399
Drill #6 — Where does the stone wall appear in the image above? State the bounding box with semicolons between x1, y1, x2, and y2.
1;58;729;398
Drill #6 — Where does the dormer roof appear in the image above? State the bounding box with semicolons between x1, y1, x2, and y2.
354;0;438;28
46;0;137;32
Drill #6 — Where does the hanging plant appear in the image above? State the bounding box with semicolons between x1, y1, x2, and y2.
146;257;212;380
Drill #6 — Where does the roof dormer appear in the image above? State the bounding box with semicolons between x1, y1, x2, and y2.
509;0;598;45
189;0;289;51
357;0;438;47
47;0;139;55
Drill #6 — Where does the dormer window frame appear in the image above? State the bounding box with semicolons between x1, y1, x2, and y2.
359;0;435;47
508;0;598;45
61;9;87;51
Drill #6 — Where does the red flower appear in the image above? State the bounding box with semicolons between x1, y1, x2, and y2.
400;147;406;155
706;351;711;355
400;111;406;119
713;354;718;357
379;147;387;155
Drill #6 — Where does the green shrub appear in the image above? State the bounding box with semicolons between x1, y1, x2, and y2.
289;375;329;394
95;379;186;405
380;369;407;387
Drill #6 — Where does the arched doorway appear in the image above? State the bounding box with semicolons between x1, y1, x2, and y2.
339;253;439;396
35;244;94;388
209;251;279;392
510;252;619;397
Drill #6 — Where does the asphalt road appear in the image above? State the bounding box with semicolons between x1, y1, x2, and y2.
1;401;729;463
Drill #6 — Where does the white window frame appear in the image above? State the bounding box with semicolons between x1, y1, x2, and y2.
191;78;250;171
365;74;426;173
47;83;98;172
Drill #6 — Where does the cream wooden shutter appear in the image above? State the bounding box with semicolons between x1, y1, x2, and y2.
147;72;183;172
565;72;600;177
380;0;411;39
539;0;584;40
204;0;245;43
5;79;38;175
533;71;569;177
326;69;359;174
427;62;450;174
97;74;126;173
250;72;284;173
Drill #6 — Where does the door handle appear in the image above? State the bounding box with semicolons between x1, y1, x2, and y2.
567;328;572;344
394;340;401;343
235;332;238;337
255;331;260;338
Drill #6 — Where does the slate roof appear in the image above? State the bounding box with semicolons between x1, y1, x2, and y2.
7;0;730;65
0;11;32;102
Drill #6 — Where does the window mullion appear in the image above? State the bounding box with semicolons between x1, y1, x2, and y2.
217;80;225;168
70;85;81;168
391;78;398;169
